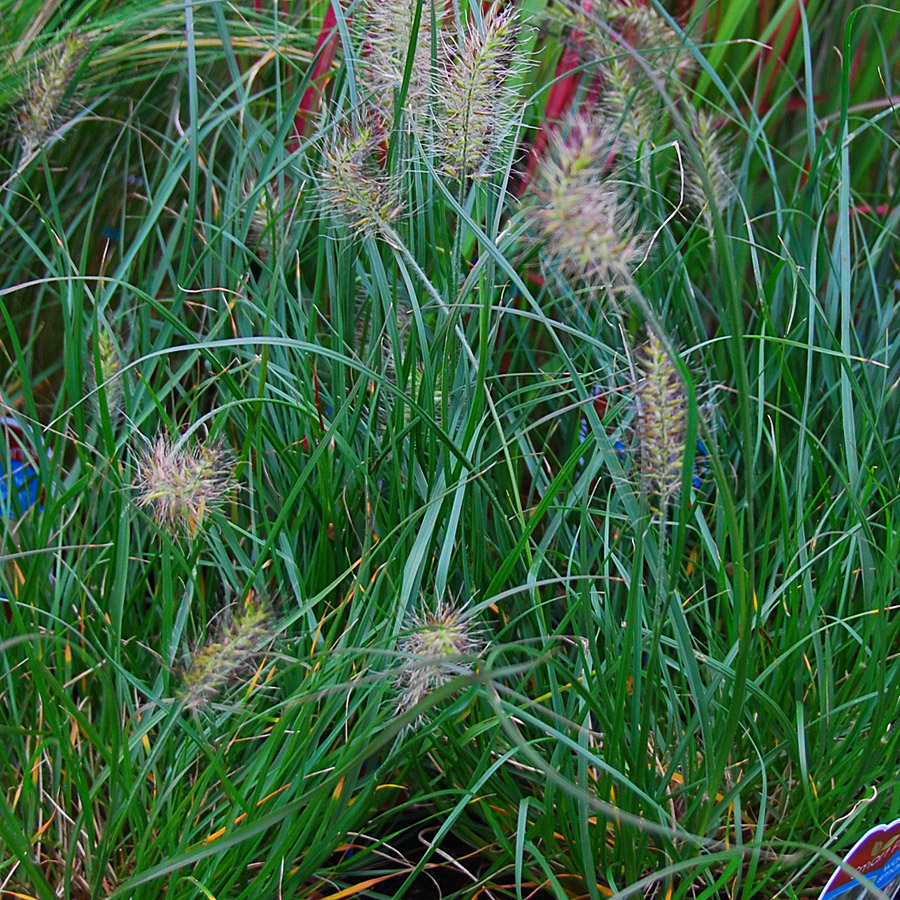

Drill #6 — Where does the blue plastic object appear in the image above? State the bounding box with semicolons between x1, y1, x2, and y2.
0;458;41;517
0;417;44;517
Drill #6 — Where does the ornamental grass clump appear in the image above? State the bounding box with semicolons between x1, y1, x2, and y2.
397;599;483;717
19;34;85;157
181;598;271;711
134;433;236;538
432;3;521;179
528;114;644;293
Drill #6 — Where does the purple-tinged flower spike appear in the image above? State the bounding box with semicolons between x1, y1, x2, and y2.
134;433;236;538
181;598;271;711
397;599;483;719
528;114;644;293
19;34;85;157
433;4;521;180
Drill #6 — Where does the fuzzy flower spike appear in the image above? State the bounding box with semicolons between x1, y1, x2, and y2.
134;433;236;538
19;34;85;157
529;114;644;294
635;327;692;505
88;328;125;422
360;0;436;120
318;119;402;237
433;3;521;180
397;598;484;718
685;108;736;234
181;597;271;711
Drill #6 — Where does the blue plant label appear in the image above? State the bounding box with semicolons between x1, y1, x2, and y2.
818;819;900;900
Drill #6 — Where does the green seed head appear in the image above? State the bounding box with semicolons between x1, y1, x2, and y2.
397;599;483;718
19;34;85;157
181;598;271;711
636;328;688;503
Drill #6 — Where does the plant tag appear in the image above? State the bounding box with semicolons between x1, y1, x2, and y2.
818;819;900;900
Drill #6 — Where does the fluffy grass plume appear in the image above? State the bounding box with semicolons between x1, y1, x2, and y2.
397;599;483;717
134;433;236;538
19;34;85;156
359;0;436;120
318;120;402;236
181;598;271;711
635;327;693;503
528;114;644;292
433;3;521;179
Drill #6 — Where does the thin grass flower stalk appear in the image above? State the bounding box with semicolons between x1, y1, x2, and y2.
635;328;694;506
19;34;85;157
397;599;483;718
528;114;644;293
181;598;271;711
318;120;402;237
134;433;236;538
433;4;520;180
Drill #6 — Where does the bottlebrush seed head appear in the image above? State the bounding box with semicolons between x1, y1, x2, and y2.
635;328;690;503
360;0;436;119
598;58;660;157
396;599;483;718
685;108;736;234
134;433;236;538
19;34;85;157
432;4;521;180
528;114;644;292
579;1;694;81
181;598;271;711
318;121;402;237
88;329;125;421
